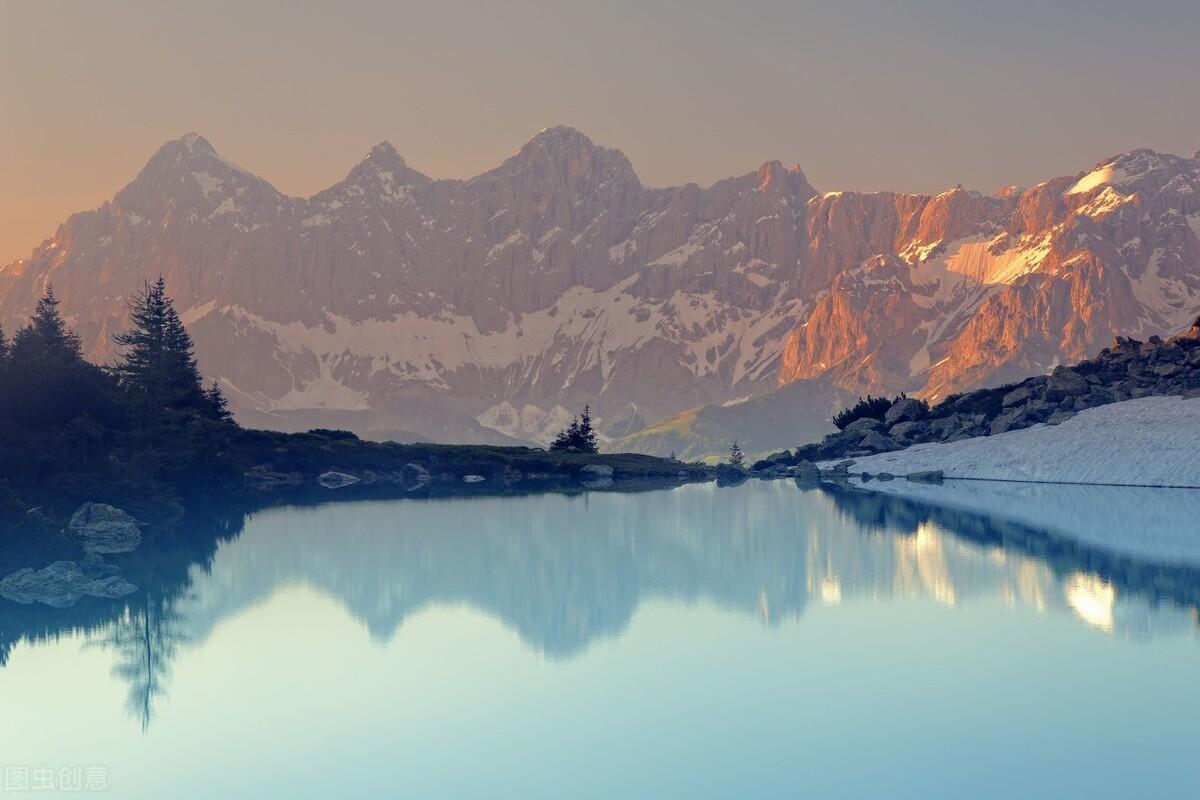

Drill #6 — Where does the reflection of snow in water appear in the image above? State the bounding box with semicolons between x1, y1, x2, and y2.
847;478;1200;565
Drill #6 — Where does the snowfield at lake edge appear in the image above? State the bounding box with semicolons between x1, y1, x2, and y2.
824;395;1200;488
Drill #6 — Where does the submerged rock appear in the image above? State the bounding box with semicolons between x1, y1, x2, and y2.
67;502;141;554
0;561;137;608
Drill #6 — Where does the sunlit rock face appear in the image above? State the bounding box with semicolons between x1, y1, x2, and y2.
3;130;1200;445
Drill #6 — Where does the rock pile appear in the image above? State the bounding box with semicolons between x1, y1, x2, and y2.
756;318;1200;468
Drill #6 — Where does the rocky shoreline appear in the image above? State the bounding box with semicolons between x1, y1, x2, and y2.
753;318;1200;471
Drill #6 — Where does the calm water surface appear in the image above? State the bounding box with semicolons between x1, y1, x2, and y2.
1;481;1198;798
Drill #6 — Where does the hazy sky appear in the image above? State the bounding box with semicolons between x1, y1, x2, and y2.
3;0;1199;261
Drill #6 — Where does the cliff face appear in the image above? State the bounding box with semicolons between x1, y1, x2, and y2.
4;130;1200;447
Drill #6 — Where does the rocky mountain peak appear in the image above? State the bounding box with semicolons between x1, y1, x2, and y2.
493;125;638;186
757;160;816;201
364;140;407;169
341;141;430;191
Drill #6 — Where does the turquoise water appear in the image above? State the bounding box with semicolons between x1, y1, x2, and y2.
1;481;1198;798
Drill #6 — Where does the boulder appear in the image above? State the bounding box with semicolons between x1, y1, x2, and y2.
762;450;793;466
67;503;141;554
0;561;137;608
989;409;1027;435
888;420;929;443
841;417;886;435
1045;366;1089;400
859;431;901;453
884;398;925;425
928;414;974;441
317;471;361;489
905;470;944;484
792;460;821;487
1153;363;1181;378
715;463;749;485
1002;384;1037;407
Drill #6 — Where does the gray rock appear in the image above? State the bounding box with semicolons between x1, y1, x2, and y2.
761;450;793;466
875;472;896;481
859;430;901;453
0;561;137;608
1153;362;1181;377
67;502;141;554
715;463;749;484
1045;366;1089;400
928;413;972;441
989;409;1027;435
888;420;929;443
1046;409;1076;425
841;417;886;435
318;471;361;489
1002;384;1036;407
884;397;925;425
905;470;944;484
793;460;821;484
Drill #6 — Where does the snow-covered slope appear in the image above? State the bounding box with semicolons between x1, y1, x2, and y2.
837;395;1200;488
4;131;1200;446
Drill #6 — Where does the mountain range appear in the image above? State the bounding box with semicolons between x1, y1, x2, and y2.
3;128;1199;454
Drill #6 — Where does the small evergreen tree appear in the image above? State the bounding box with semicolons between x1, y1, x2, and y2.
204;381;233;422
728;440;745;467
114;277;206;415
30;285;81;359
576;404;598;453
549;404;600;453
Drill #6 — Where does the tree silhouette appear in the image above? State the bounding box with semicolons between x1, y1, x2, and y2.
114;277;207;417
549;404;599;453
728;440;745;467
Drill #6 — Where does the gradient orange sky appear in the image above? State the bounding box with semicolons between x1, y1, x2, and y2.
3;0;1199;262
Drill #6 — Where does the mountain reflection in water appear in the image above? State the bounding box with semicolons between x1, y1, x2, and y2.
1;480;1197;732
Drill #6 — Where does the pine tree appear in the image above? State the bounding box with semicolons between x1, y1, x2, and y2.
114;277;206;415
30;285;81;359
576;404;599;454
549;404;599;453
204;381;233;422
10;286;83;366
0;325;9;365
728;440;745;467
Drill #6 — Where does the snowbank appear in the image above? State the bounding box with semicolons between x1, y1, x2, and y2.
831;395;1200;488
